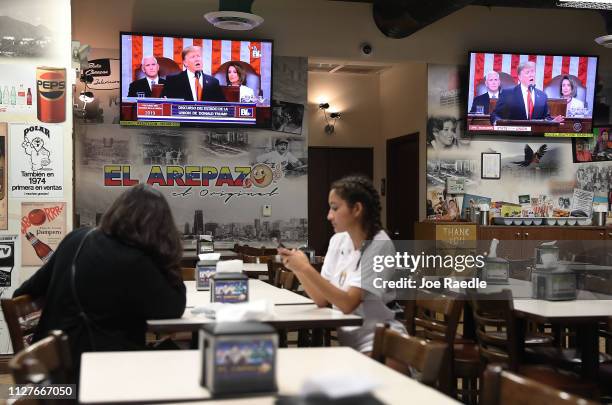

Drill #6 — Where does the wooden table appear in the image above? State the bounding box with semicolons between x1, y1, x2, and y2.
184;280;313;308
513;299;612;378
148;304;360;333
465;278;612;300
79;347;459;404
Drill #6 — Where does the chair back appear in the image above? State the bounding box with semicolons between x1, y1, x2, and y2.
241;246;264;256
372;323;447;387
260;247;278;256
475;71;516;95
213;60;261;96
1;295;44;352
134;56;181;80
544;74;587;105
181;267;195;281
480;364;597;405
9;330;73;385
277;269;297;291
468;289;518;370
241;254;274;264
405;289;463;344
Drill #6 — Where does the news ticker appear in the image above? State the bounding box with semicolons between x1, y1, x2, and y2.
136;100;258;124
469;124;593;137
0;384;76;400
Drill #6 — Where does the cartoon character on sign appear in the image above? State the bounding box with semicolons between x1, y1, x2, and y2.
250;164;273;188
22;132;51;171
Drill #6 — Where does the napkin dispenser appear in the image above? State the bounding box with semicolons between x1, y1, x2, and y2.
534;242;559;267
200;322;277;396
196;259;218;291
532;265;576;301
482;257;509;284
211;272;249;303
482;239;509;284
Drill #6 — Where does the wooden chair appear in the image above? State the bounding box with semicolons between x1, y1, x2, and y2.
402;289;481;403
481;364;598;405
372;323;447;387
275;269;297;291
181;267;195;281
241;246;263;256
468;290;598;400
260;247;278;256
9;330;73;385
1;295;44;352
242;254;275;281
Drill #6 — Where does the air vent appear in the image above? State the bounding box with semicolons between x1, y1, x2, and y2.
204;11;263;30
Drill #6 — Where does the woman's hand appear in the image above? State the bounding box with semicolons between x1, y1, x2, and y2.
277;248;310;274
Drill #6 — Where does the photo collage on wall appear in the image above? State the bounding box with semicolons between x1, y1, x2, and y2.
426;64;608;220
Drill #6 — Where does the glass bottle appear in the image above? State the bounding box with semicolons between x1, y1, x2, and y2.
10;86;16;105
25;232;54;262
17;84;25;105
2;86;8;105
26;88;32;105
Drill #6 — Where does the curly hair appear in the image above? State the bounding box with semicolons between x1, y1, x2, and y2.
99;184;182;284
330;175;383;241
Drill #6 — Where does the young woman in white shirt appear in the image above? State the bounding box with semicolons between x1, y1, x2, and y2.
278;175;405;353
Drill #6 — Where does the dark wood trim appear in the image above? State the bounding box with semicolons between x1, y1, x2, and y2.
0;354;12;374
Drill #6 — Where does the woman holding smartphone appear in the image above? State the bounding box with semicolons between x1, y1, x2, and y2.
278;175;405;353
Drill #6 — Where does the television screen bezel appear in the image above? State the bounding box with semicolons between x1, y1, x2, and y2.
119;30;274;129
465;50;600;138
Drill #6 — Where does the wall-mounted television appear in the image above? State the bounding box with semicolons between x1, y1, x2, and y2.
120;32;273;128
466;51;598;137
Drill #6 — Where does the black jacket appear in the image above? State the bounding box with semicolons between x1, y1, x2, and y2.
162;70;226;102
14;227;186;378
127;77;167;98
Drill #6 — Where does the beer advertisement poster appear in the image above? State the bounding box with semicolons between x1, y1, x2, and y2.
0;64;36;121
0;124;7;229
20;202;66;266
9;123;64;197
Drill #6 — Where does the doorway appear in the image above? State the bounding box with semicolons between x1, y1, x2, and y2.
386;133;420;240
308;147;374;255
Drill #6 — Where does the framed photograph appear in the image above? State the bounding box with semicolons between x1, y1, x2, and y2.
481;152;501;179
572;127;611;163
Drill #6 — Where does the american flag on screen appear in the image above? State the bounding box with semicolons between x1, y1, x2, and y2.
469;52;597;96
121;34;272;84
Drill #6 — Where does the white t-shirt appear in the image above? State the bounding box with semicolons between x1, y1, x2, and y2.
321;230;405;352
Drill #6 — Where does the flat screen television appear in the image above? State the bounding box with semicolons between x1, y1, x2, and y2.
119;32;273;128
466;51;598;137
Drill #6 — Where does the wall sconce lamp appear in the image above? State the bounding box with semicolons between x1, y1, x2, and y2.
79;73;95;108
319;103;341;135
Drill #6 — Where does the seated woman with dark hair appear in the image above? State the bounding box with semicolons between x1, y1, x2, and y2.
13;185;186;379
226;62;255;102
279;175;406;353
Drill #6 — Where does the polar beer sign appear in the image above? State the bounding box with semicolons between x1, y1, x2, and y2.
36;67;66;123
